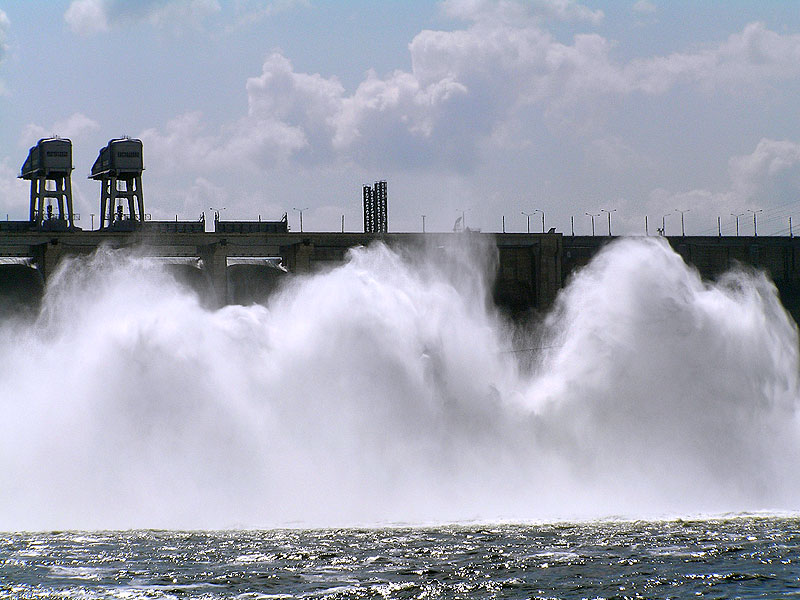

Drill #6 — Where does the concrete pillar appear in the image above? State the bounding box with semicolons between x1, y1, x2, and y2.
199;242;228;307
34;239;64;282
535;234;562;311
294;241;314;274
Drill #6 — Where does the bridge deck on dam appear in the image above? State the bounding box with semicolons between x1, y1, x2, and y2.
1;229;800;322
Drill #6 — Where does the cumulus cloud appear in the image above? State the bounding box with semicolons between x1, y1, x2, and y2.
0;9;9;59
139;112;220;172
65;0;220;35
729;139;800;207
628;22;800;95
64;0;109;34
644;139;800;235
0;158;29;216
22;113;101;145
135;2;800;180
632;0;656;15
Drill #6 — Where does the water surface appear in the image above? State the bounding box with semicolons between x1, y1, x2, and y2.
3;517;798;598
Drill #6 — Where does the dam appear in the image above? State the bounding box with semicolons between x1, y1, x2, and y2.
3;225;800;323
3;137;800;321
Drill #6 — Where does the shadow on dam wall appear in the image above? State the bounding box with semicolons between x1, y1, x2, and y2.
0;261;290;317
776;281;800;324
0;264;44;318
168;263;288;308
226;264;286;306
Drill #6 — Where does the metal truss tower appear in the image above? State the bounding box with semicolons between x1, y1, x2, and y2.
362;180;387;233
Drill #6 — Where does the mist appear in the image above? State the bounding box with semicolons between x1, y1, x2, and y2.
1;236;798;531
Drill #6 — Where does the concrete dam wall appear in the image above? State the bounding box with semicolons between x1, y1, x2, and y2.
1;229;800;323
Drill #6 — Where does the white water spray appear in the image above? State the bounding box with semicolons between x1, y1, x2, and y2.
0;237;798;530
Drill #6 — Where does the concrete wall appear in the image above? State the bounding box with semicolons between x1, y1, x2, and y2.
2;229;800;322
563;235;800;322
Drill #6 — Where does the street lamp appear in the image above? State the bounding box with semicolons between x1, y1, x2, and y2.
586;212;600;236
456;208;469;231
600;208;616;236
661;213;671;236
293;207;308;232
209;206;226;222
731;212;744;236
747;208;763;236
675;208;690;236
521;211;534;233
421;214;426;233
534;209;546;233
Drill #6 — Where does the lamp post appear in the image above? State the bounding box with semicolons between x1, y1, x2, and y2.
675;208;690;236
747;208;763;236
209;206;226;222
521;211;534;233
661;213;671;236
534;209;546;233
586;212;600;236
600;208;616;236
456;208;469;231
421;214;426;233
731;212;744;236
293;207;308;232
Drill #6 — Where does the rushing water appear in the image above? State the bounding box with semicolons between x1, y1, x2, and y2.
2;517;799;599
1;236;799;530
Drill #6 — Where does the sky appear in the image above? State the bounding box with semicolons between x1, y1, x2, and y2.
2;0;800;236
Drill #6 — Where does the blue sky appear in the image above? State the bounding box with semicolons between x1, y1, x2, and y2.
2;0;800;235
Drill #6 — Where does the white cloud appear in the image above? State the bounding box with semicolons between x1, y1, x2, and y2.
0;158;29;216
64;0;220;35
22;113;101;145
643;139;800;235
729;139;800;205
130;2;800;217
244;52;340;162
228;0;309;30
532;0;604;24
0;9;9;59
64;0;109;35
139;111;221;172
442;0;603;25
632;0;656;15
141;0;221;29
627;22;800;95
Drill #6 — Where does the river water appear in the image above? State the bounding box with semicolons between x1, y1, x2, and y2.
2;517;799;599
